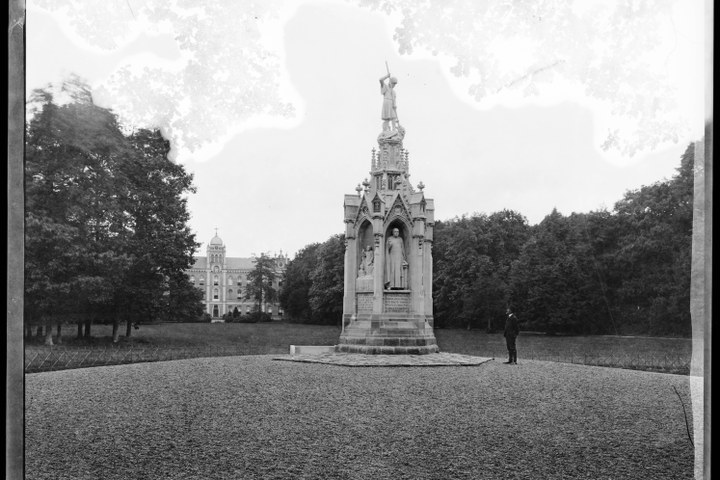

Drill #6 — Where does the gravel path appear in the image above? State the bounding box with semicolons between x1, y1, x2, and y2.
25;356;695;479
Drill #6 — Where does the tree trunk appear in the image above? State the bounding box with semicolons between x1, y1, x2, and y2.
56;322;62;344
84;318;92;338
112;317;120;343
77;320;83;339
36;324;44;338
125;317;133;337
44;318;54;346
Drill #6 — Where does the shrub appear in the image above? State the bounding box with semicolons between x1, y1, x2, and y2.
239;311;272;323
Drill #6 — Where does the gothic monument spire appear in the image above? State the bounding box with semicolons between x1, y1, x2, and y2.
336;67;438;355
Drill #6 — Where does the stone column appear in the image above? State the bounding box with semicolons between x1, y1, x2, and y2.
411;218;425;317
342;222;357;330
373;233;384;316
423;239;434;327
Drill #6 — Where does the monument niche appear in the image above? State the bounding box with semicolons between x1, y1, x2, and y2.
336;70;439;354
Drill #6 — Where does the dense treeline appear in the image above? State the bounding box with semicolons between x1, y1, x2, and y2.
280;145;694;336
278;235;345;325
24;78;203;344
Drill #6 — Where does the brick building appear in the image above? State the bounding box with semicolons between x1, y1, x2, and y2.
186;233;288;320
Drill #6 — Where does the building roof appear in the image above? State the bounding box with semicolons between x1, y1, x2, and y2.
226;257;255;270
191;257;207;269
209;234;224;246
189;256;256;271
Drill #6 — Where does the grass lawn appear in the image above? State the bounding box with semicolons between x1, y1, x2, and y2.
25;356;697;480
24;323;692;374
26;322;343;348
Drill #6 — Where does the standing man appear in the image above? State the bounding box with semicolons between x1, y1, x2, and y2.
503;307;520;364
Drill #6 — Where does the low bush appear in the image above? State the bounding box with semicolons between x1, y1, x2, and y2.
236;311;272;323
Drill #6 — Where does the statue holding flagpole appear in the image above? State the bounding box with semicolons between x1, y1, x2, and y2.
379;61;399;132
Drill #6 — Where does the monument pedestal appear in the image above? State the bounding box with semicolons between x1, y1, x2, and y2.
337;318;438;354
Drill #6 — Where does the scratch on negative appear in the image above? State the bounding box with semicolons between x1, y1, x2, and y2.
496;59;566;93
9;10;26;33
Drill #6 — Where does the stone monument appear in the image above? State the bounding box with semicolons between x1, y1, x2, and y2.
336;69;439;354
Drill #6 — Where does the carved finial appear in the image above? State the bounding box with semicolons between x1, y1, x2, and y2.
417;181;425;191
356;184;363;197
362;178;370;192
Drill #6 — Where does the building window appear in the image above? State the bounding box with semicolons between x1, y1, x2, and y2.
213;275;219;285
199;277;205;285
213;288;219;300
189;276;195;284
228;276;233;284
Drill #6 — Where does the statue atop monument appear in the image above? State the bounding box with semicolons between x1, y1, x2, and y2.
379;73;398;132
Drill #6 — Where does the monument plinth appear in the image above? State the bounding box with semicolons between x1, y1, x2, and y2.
336;71;438;354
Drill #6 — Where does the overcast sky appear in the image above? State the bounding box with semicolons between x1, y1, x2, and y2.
26;0;706;258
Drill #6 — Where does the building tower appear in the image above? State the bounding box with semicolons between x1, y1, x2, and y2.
207;232;226;318
336;71;438;354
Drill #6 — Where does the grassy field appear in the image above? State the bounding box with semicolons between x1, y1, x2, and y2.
24;322;693;374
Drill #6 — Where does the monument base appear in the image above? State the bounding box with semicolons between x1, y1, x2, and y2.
337;318;439;355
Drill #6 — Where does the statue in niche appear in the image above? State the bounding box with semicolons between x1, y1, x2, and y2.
384;228;408;289
379;73;398;132
358;245;374;278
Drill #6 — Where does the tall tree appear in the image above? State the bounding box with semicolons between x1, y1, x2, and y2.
509;209;614;334
25;78;131;344
307;235;345;325
610;144;693;335
432;210;529;330
278;243;321;323
25;78;202;342
244;254;278;314
115;128;200;336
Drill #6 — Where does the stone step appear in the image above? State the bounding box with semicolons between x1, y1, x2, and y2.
340;329;434;338
290;345;336;355
338;337;438;347
335;344;440;355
